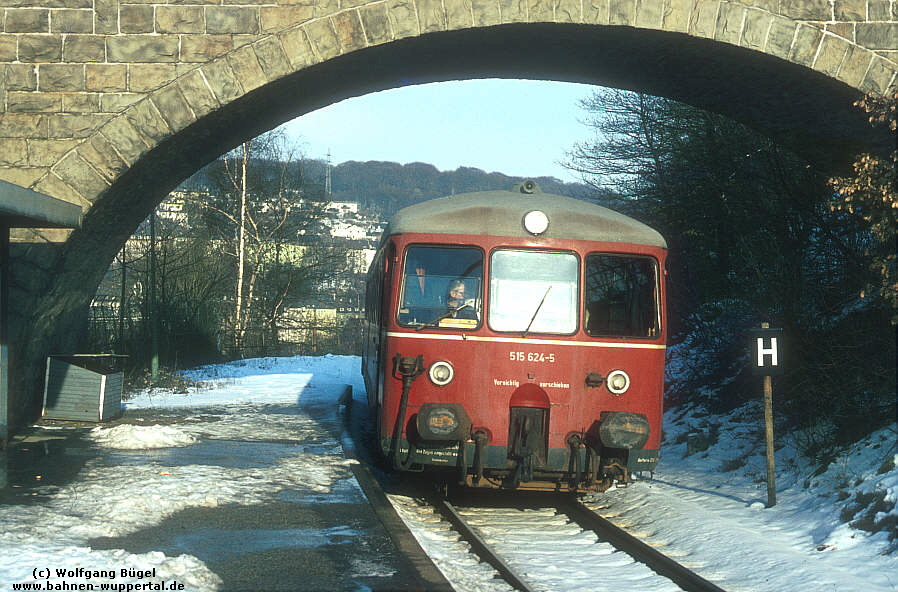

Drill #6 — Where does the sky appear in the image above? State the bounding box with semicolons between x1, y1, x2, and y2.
2;353;895;591
280;79;600;183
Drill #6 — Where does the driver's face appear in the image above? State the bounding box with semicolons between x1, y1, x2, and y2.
449;287;465;300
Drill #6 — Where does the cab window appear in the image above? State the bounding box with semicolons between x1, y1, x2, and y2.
488;250;579;334
398;245;483;329
584;254;659;338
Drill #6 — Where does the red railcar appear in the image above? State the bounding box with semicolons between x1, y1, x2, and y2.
362;182;667;492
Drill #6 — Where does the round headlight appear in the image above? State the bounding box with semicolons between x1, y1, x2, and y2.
523;210;549;235
606;370;630;395
428;361;454;386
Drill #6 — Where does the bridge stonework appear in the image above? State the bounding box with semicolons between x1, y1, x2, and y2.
0;0;895;430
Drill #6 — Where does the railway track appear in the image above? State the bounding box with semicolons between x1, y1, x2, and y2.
339;392;728;592
419;489;729;592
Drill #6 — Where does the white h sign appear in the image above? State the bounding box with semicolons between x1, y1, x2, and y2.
757;337;778;367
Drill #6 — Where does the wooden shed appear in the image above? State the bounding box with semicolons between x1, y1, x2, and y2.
42;355;125;422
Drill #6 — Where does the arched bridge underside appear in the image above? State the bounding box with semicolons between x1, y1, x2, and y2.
1;0;896;429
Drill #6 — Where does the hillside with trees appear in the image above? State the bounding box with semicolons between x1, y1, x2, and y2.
567;88;895;466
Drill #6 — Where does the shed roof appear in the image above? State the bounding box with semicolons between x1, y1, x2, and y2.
0;180;82;228
385;184;666;248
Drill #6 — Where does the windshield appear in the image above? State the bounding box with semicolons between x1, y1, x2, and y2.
488;250;579;334
584;254;659;338
398;245;483;329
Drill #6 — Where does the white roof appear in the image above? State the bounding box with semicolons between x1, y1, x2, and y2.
384;184;667;248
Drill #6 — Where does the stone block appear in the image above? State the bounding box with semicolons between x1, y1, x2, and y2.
860;54;897;94
813;34;848;78
530;0;554;21
826;23;854;42
50;9;93;33
0;139;28;166
660;0;690;32
781;0;831;21
107;36;179;63
6;64;37;91
689;0;717;38
150;84;195;132
0;35;16;61
500;0;529;23
359;4;392;45
0;167;45;189
741;9;772;51
201;59;243;104
867;0;892;21
62;35;105;62
332;11;366;52
418;0;446;33
177;68;219;119
261;6;314;32
99;116;150;166
386;0;418;37
313;0;339;17
304;18;341;60
206;7;260;34
715;2;745;46
48;113;105;138
180;35;233;62
253;37;292;80
86;64;127;92
93;0;117;34
120;5;155;34
156;6;205;34
635;0;663;28
125;98;172;144
5;9;49;33
7;91;62;113
837;44;873;88
129;64;178;92
99;93;142;113
278;26;316;68
445;0;471;29
62;93;99;113
833;0;864;21
610;0;636;26
789;24;823;68
227;44;267;92
857;24;898;51
471;0;501;26
77;133;127;183
53;151;108;202
39;64;85;92
18;34;62;62
765;15;796;60
0;113;47;138
583;0;611;25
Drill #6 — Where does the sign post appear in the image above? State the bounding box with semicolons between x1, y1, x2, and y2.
750;323;783;508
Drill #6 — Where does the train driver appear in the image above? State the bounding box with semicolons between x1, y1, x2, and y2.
446;279;478;320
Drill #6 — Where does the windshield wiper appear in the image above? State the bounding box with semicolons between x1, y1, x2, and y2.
522;286;552;337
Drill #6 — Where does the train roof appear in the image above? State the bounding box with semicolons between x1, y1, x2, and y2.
384;183;667;248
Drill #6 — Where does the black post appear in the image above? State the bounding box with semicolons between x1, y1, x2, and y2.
0;225;8;447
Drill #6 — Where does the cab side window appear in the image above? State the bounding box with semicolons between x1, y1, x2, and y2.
584;254;659;338
398;246;483;329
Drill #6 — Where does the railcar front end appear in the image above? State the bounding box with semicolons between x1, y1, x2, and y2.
362;183;667;492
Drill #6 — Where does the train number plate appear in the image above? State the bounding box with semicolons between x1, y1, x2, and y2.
509;351;556;363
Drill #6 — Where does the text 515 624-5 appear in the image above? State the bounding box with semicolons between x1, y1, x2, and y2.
509;352;555;363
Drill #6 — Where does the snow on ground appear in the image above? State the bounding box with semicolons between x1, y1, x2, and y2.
1;353;895;591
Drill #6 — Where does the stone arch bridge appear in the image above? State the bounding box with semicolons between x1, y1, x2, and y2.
0;0;895;433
